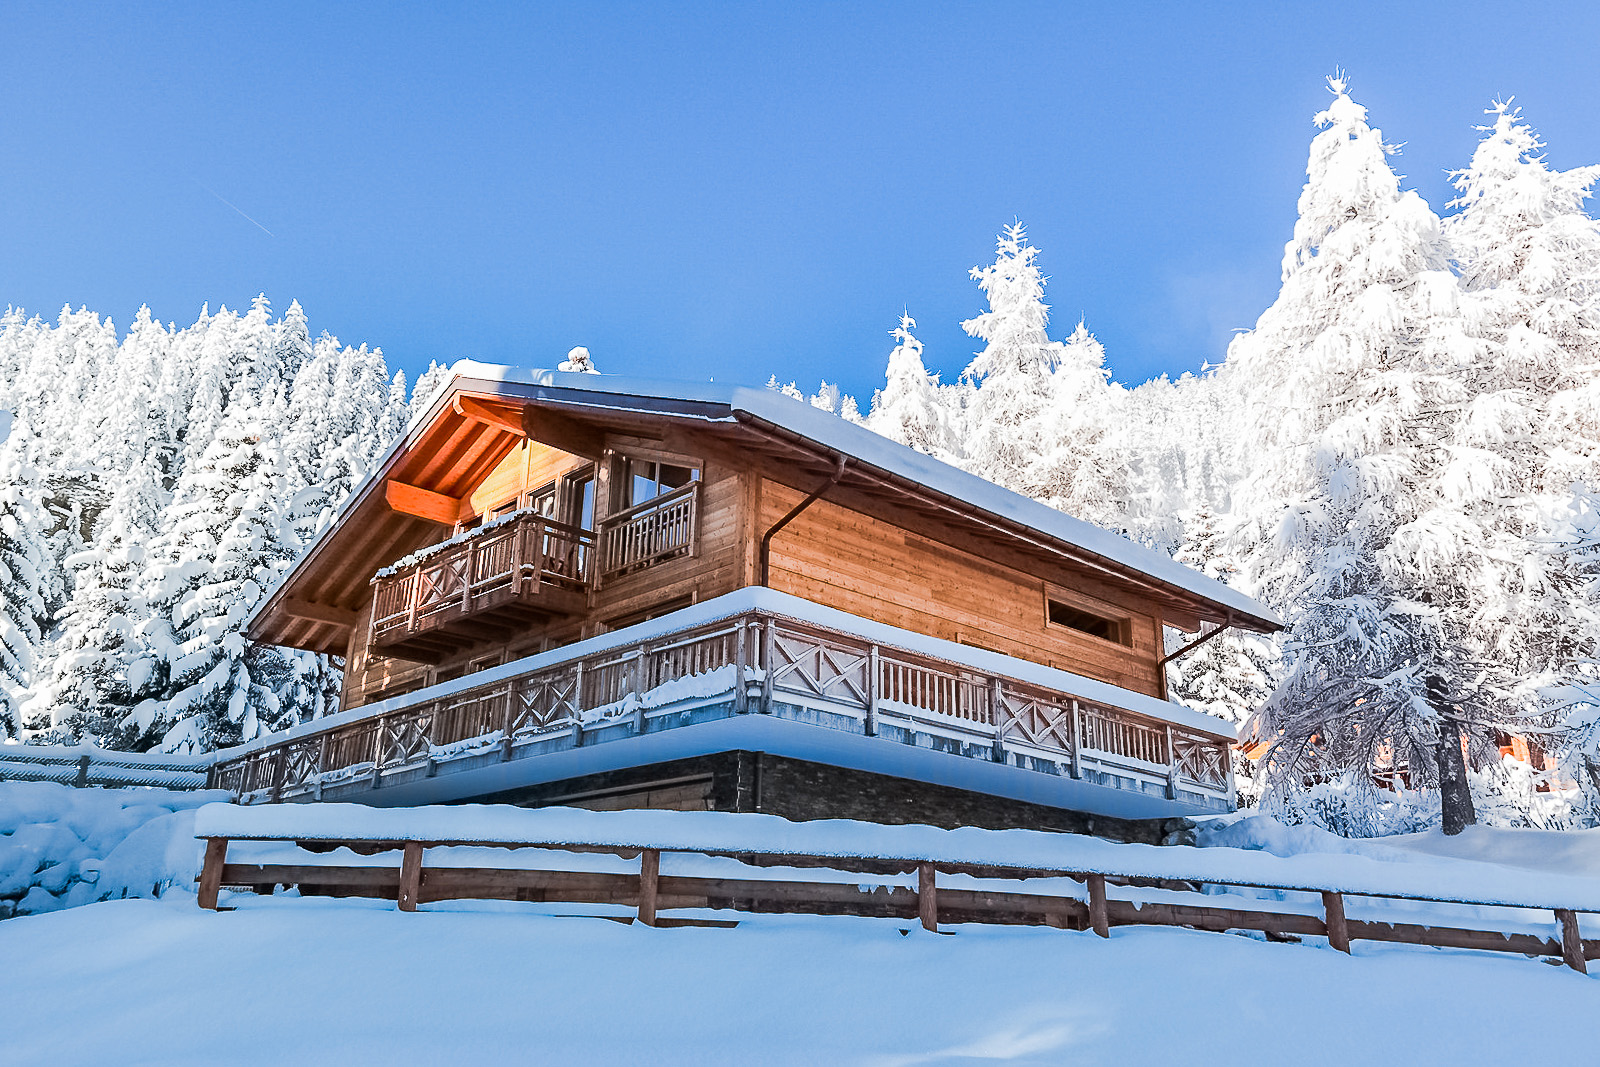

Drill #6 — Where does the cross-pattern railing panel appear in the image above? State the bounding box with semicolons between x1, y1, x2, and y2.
770;625;871;709
215;608;1235;807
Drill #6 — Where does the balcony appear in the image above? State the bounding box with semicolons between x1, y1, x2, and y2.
597;480;699;582
369;513;593;661
215;588;1237;819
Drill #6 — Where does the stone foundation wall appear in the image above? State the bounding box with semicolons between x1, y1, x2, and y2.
474;751;1186;845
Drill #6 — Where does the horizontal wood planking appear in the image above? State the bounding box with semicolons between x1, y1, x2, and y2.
759;481;1165;697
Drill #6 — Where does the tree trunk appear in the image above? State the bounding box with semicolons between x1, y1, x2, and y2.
1435;718;1476;836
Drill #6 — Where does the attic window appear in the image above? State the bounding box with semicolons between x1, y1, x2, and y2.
1046;597;1132;647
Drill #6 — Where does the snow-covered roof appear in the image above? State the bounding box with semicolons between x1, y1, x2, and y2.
434;361;1281;629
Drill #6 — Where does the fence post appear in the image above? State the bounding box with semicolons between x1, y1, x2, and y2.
638;848;660;927
1322;891;1351;953
75;753;91;788
917;862;938;933
1557;909;1588;973
1087;873;1110;937
197;838;229;910
501;684;516;761
398;841;424;912
270;748;286;803
866;644;879;737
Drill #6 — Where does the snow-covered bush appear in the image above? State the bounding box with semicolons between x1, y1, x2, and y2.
0;781;221;918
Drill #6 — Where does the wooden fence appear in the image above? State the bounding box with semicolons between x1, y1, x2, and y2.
0;744;211;790
210;609;1235;809
195;827;1598;973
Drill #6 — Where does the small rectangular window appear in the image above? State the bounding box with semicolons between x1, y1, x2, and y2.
1047;597;1132;647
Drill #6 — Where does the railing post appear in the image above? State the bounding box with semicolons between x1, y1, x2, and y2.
406;572;420;635
1557;909;1588;973
571;661;586;746
501;685;516;761
370;719;385;788
632;648;648;734
734;618;749;714
270;748;286;804
917;862;938;933
990;676;1006;763
866;644;879;737
1087;873;1110;937
398;841;424;912
1165;725;1178;800
1069;699;1082;779
1322;891;1351;953
760;621;775;714
197;838;228;910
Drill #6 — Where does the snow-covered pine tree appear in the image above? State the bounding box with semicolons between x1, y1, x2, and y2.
866;314;958;458
1444;102;1600;807
959;223;1064;495
1033;321;1123;527
1227;76;1491;834
0;417;49;739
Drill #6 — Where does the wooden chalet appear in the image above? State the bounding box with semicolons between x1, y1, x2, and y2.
220;364;1281;839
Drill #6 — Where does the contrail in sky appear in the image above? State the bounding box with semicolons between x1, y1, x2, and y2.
192;178;276;237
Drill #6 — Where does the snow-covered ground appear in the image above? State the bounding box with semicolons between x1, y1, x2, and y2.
1;891;1595;1066
5;785;1600;1063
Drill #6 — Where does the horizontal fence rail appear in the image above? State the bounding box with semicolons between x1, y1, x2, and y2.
195;827;1598;974
211;608;1235;810
0;745;211;790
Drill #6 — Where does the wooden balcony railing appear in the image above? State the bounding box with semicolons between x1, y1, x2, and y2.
369;513;593;652
213;602;1236;811
598;481;699;580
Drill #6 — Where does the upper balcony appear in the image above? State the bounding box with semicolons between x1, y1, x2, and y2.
368;480;702;661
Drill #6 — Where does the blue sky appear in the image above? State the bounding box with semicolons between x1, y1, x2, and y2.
4;2;1599;404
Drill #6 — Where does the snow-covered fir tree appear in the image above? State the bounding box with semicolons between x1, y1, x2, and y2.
0;416;49;739
867;314;958;459
959;223;1064;495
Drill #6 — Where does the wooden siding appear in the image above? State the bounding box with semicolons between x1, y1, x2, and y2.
759;480;1167;698
339;423;1170;709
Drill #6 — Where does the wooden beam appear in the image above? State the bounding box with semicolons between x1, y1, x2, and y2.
453;395;525;437
917;861;939;932
1322;891;1350;953
398;841;424;912
1087;873;1110;937
281;597;358;629
522;405;606;459
197;838;228;910
1558;908;1587;973
385;480;462;526
638;848;660;926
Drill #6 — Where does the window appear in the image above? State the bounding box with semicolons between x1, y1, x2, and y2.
563;467;596;529
1046;594;1133;647
620;458;698;509
529;482;558;518
488;496;520;520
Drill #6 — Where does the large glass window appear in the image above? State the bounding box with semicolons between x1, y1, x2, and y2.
621;459;698;509
563;468;595;530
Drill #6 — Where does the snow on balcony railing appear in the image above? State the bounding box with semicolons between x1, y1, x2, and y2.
211;589;1236;809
